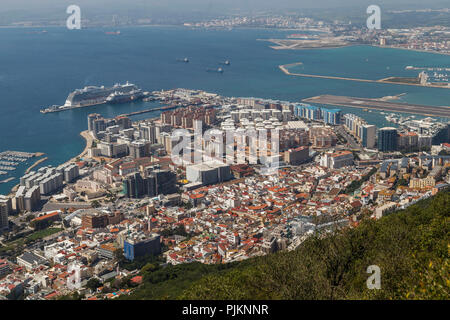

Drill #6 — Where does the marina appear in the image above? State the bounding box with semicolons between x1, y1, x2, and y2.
0;161;19;166
0;150;40;177
0;151;35;163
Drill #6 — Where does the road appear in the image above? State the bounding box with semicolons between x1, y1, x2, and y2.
335;125;361;150
42;202;92;212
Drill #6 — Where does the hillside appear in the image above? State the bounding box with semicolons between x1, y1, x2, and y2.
125;189;449;300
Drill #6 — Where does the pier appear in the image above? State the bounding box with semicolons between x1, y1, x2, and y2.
302;95;450;118
25;157;48;174
0;177;14;184
118;104;182;117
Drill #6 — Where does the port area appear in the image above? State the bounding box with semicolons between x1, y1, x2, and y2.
279;63;450;89
40;91;151;114
117;104;186;117
302;95;450;118
40;101;108;114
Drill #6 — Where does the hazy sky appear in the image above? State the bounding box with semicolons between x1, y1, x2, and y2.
1;0;448;11
0;0;448;18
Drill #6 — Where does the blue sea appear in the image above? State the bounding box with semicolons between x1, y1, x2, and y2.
0;26;449;194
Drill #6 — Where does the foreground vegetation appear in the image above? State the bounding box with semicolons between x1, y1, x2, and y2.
125;189;449;300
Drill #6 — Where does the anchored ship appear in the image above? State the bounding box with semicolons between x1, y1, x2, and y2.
40;82;141;113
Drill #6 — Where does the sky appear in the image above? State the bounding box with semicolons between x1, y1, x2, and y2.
1;0;448;12
0;0;448;21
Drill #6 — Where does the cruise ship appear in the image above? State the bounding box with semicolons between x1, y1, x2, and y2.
40;82;141;113
105;89;144;104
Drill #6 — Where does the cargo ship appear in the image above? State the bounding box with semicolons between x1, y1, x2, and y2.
40;82;142;113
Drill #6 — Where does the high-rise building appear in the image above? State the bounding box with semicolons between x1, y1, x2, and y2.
115;116;132;130
284;146;310;165
320;151;354;169
398;132;419;150
152;170;178;195
361;125;376;149
123;233;161;261
343;114;376;149
128;141;147;159
139;122;157;144
294;104;341;125
122;170;177;199
88;113;102;132
186;161;232;185
88;114;131;138
309;127;338;148
302;105;321;121
58;163;80;183
378;127;398;152
14;186;26;212
321;108;341;125
122;172;145;199
0;196;12;231
24;186;41;212
81;211;109;229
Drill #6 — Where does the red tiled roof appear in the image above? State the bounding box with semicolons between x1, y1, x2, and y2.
33;211;60;222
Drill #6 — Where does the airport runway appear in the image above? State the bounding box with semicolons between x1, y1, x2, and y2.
302;95;450;118
279;63;450;90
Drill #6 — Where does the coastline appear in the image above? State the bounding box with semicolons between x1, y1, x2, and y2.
69;130;93;163
5;131;91;197
7;153;47;196
260;38;450;57
372;44;450;57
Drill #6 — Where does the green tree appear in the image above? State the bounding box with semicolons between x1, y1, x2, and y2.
91;200;101;208
86;278;102;291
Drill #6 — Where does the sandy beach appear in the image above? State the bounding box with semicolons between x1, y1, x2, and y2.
70;130;93;162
